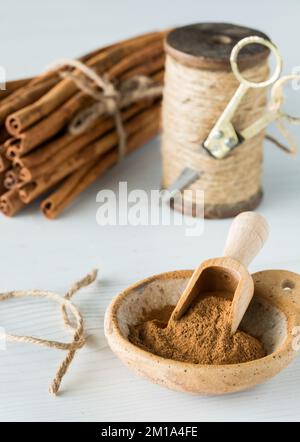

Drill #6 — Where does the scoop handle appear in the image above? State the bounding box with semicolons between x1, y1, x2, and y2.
224;212;269;267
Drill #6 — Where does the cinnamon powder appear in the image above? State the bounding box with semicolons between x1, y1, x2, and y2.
129;294;266;365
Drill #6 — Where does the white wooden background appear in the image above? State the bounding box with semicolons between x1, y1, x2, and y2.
0;0;300;422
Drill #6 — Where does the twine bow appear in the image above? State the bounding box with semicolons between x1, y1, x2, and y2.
49;59;163;160
0;269;98;396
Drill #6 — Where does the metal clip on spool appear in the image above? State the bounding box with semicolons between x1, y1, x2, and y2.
203;36;300;159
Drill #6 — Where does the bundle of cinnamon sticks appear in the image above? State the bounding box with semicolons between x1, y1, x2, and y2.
0;31;165;219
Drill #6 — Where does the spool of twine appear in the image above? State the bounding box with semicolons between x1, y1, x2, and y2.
161;23;271;218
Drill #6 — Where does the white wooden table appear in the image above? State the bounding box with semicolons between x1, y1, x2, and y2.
0;0;299;422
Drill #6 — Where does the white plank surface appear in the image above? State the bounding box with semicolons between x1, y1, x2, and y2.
0;0;300;422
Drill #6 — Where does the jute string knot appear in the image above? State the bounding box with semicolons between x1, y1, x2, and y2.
0;269;98;396
50;59;163;160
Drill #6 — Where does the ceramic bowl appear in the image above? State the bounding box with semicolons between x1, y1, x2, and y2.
105;269;300;395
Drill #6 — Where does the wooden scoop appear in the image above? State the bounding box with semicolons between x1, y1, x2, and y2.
170;212;269;334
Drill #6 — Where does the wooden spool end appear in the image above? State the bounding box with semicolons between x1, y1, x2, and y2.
171;190;264;220
164;23;270;219
165;23;270;71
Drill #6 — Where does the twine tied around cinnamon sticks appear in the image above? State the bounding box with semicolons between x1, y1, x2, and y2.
49;59;163;160
0;269;98;395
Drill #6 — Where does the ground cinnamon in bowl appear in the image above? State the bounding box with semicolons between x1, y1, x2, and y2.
129;294;266;365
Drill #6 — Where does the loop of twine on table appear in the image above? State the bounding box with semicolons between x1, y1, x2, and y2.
161;55;298;212
0;269;98;396
49;59;163;161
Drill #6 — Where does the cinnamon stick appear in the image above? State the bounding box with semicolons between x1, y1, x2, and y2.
19;99;157;181
0;188;25;216
0;144;11;172
0;127;10;144
121;54;165;81
0;154;10;173
0;172;5;195
7;31;166;134
12;69;163;168
27;41;117;89
41;120;160;219
6;41;164;156
6;94;94;157
19;104;160;204
106;39;163;81
12;132;78;169
0;41;117;126
41;157;115;219
4;169;20;190
2;44;118;130
0;76;58;126
0;78;32;101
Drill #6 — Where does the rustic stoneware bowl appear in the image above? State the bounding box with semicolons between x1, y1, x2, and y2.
104;269;300;395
